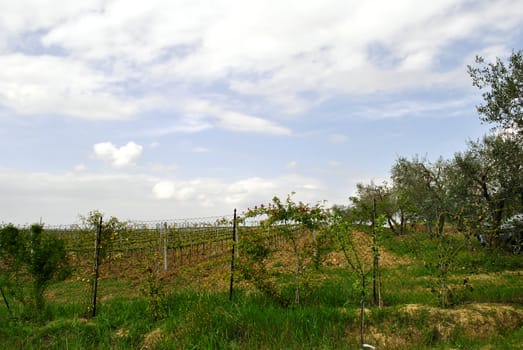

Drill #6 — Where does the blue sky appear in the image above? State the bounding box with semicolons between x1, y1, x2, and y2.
0;0;521;225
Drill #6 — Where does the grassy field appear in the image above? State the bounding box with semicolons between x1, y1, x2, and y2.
1;228;522;349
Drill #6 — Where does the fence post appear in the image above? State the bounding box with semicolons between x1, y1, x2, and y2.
229;209;237;302
215;223;219;256
163;222;168;271
91;215;102;318
372;196;383;308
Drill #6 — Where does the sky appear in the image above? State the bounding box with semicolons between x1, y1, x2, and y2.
1;0;522;225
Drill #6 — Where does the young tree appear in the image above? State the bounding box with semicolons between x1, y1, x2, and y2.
27;224;71;311
241;194;328;306
0;224;27;314
78;211;128;317
0;224;70;315
328;210;371;348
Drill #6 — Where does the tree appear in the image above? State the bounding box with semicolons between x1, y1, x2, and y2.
349;181;407;235
0;224;27;315
327;210;372;347
241;194;328;306
451;134;523;247
0;224;70;315
391;156;451;237
78;211;128;317
27;224;71;311
468;50;523;135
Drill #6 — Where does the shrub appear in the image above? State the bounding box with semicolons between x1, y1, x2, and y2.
0;224;71;317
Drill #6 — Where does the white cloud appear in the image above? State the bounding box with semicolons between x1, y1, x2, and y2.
141;98;291;136
182;98;291;135
192;147;209;153
0;166;353;225
93;141;143;167
302;184;318;191
0;54;156;120
152;181;175;199
287;161;298;169
150;174;324;210
144;119;213;136
356;98;474;120
0;1;103;47
1;0;522;123
0;168;158;224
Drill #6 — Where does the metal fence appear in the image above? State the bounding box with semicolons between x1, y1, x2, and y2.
4;213;296;277
41;215;234;272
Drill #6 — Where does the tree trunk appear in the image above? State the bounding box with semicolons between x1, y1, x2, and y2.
437;213;445;238
360;274;366;348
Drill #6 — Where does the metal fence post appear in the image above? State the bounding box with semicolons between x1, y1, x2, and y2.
163;222;168;271
229;209;237;301
91;216;102;318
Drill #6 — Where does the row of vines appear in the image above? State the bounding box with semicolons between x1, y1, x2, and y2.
40;211;289;274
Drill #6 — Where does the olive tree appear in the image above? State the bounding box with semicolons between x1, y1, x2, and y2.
349;181;408;235
391;156;451;237
468;50;523;135
451;134;523;247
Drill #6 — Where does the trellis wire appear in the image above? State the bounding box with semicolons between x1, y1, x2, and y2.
5;214;295;274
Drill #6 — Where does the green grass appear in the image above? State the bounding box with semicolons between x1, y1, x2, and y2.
1;230;522;349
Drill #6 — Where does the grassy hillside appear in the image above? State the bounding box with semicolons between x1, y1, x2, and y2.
1;228;522;349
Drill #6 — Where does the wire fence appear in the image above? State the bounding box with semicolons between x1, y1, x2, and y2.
4;213;292;277
44;215;233;272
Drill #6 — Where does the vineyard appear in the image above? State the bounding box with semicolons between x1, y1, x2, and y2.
48;216;237;271
26;212;292;282
1;205;523;349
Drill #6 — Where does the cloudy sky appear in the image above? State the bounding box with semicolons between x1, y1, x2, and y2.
1;0;522;225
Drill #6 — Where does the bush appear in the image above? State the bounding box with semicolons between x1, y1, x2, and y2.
0;224;71;317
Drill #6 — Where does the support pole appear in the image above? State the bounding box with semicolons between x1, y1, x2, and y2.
91;216;102;318
372;197;378;305
229;209;237;302
163;222;168;271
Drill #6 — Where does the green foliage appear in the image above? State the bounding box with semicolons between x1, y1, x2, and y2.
349;181;409;235
468;50;523;135
237;226;290;307
451;134;523;247
0;224;28;314
79;210;128;263
0;224;71;317
140;251;168;321
0;224;27;262
391;156;451;237
27;224;71;311
241;194;329;306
